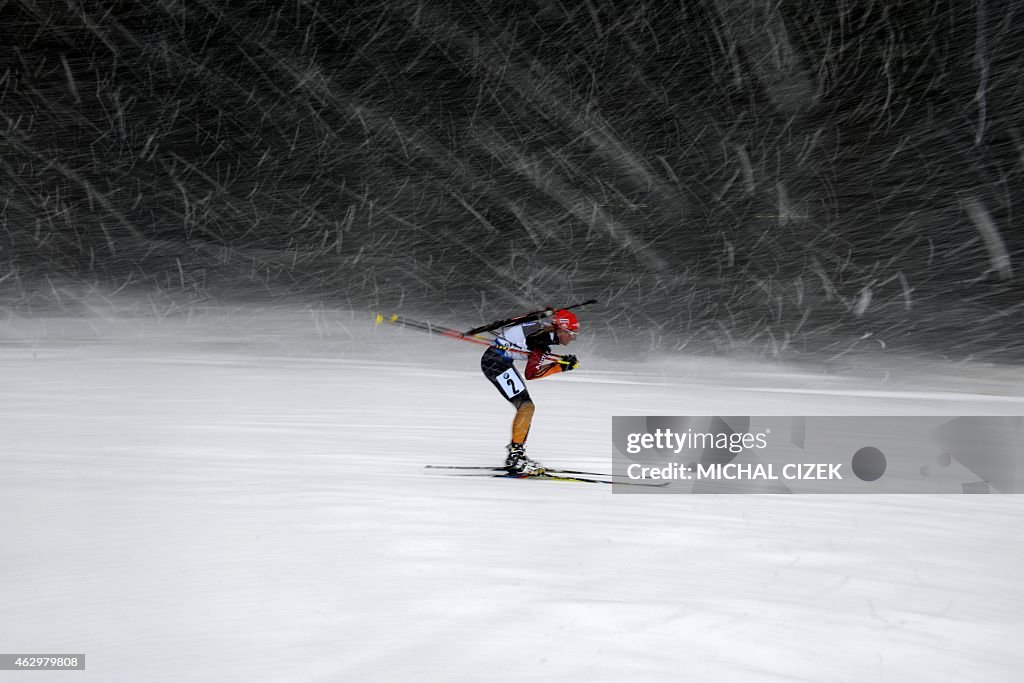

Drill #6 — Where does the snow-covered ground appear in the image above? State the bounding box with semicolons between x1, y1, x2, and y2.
1;306;1021;682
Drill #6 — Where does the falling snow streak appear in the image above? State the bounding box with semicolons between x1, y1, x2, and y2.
1;0;1022;359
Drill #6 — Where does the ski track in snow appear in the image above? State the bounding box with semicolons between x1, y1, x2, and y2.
1;307;1022;682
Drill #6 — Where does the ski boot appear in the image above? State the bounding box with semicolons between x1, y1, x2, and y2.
505;442;545;476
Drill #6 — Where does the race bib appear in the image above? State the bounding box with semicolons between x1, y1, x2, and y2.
497;369;525;398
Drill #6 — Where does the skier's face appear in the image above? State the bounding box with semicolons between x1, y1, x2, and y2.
555;327;576;345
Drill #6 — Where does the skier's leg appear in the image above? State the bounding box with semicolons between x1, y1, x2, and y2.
506;394;543;472
481;348;543;473
511;397;535;444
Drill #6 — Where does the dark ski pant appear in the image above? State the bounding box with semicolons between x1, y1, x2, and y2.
481;347;535;444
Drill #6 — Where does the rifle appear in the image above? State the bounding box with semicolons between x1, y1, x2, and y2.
375;313;571;364
463;299;598;336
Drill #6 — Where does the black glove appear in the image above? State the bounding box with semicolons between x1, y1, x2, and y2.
561;354;579;371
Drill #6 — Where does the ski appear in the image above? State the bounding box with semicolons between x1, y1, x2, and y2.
425;465;509;470
432;469;669;487
538;473;668;487
426;464;616;478
451;472;668;487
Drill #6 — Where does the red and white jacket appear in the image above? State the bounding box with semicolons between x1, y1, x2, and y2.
492;320;568;379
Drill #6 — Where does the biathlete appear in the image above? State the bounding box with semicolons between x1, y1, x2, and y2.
480;309;581;475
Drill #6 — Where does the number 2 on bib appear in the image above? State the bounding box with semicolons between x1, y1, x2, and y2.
498;369;525;398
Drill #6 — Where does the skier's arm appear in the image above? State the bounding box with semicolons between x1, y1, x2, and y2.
524;349;578;379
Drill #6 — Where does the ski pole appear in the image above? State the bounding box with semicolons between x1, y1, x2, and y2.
375;313;572;364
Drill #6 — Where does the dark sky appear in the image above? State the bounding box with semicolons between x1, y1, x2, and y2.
2;1;1023;358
